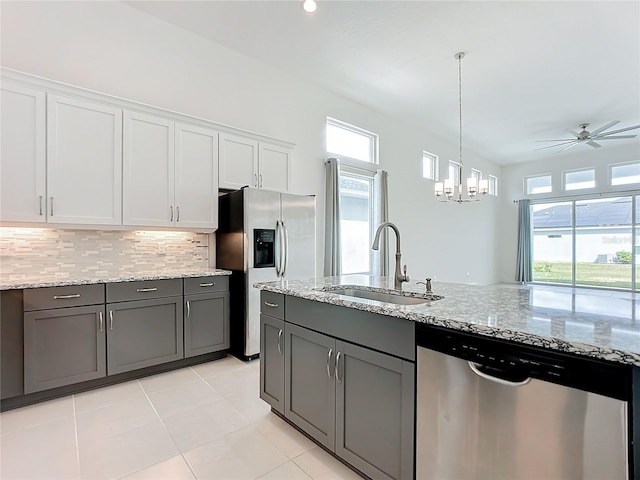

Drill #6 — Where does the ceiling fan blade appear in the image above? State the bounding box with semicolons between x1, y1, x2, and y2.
594;124;640;136
586;140;602;148
591;135;637;140
535;138;576;143
589;120;620;137
560;142;579;152
566;128;581;137
535;140;577;151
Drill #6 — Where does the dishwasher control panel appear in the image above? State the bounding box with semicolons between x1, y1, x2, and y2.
416;323;629;401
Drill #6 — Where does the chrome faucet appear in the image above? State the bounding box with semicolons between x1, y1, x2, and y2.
371;222;409;290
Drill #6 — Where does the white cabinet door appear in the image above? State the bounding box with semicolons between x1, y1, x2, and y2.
0;83;46;222
175;123;219;230
259;142;290;193
218;133;258;190
47;95;122;225
123;111;175;227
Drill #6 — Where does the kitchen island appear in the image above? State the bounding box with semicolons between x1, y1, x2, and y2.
255;275;639;480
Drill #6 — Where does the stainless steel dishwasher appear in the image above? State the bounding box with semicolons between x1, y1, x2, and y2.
416;326;630;480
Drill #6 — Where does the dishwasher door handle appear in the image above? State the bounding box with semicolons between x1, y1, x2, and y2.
468;362;531;387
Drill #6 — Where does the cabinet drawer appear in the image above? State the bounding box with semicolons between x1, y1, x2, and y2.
184;276;229;295
260;291;284;319
107;278;182;302
24;284;105;311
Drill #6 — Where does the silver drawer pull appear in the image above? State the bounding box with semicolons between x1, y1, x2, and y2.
109;310;114;330
136;287;158;292
53;294;80;300
335;351;342;384
199;282;215;287
186;300;191;318
98;311;104;332
264;301;279;308
326;348;333;378
277;329;283;354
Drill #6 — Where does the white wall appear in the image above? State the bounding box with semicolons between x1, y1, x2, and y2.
498;142;640;283
1;1;503;285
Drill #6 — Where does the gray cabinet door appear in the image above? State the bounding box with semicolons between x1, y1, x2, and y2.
259;314;284;414
184;292;229;358
284;322;336;451
24;305;106;393
106;297;183;375
335;340;415;480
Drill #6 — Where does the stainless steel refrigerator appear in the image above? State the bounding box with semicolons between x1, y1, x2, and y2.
216;187;316;359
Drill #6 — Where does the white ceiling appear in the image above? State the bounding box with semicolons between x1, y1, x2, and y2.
125;0;640;165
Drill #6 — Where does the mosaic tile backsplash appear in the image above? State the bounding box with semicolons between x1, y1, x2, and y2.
0;228;210;281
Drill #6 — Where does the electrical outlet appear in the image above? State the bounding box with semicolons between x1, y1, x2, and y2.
157;242;166;255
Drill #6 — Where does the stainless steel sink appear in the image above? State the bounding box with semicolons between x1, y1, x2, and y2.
322;286;443;305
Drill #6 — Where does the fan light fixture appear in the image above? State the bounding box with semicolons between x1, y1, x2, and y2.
435;52;488;203
301;0;317;13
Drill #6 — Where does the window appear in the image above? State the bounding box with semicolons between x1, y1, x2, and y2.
448;161;461;186
488;175;498;196
470;168;482;185
525;174;552;194
338;169;374;274
564;168;595;191
326;117;378;164
422;151;438;180
610;161;640;186
531;195;638;291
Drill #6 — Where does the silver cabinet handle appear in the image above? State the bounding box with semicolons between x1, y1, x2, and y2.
39;196;43;216
176;206;180;222
264;301;279;308
109;310;114;330
136;287;158;292
259;174;263;188
98;311;104;332
326;348;333;378
281;221;289;277
254;173;258;187
277;329;283;354
170;205;174;222
199;282;215;287
53;294;80;300
186;300;191;318
335;351;342;383
50;196;54;216
275;221;282;277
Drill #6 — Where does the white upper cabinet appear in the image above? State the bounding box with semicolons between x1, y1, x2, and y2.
259;142;290;192
47;95;123;225
0;83;46;223
123;111;175;228
123;112;219;230
219;132;291;192
219;133;259;190
175;123;219;229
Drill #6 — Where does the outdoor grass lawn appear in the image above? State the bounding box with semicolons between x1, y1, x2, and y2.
533;261;633;288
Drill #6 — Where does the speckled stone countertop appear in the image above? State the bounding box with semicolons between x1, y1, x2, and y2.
254;275;640;367
0;268;232;291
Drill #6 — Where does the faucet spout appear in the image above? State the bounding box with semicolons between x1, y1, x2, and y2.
371;222;409;290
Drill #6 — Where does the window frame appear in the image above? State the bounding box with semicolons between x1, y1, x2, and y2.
422;151;439;181
525;173;553;195
488;175;498;196
563;167;596;191
326;117;379;165
609;161;640;187
448;161;461;186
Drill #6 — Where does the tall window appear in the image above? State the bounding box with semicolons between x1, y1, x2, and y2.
326;117;378;164
488;175;498;196
531;195;638;290
339;169;374;274
422;151;438;180
448;161;461;186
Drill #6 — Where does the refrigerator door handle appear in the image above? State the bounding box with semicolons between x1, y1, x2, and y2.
281;221;289;277
275;220;282;277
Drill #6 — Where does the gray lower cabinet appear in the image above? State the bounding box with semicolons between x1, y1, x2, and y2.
283;322;415;480
24;305;106;394
260;313;285;414
184;291;229;358
106;297;184;375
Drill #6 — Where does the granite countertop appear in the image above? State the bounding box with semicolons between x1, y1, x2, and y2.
0;267;232;290
254;275;640;367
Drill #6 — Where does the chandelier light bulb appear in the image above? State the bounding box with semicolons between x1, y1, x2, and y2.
301;0;317;13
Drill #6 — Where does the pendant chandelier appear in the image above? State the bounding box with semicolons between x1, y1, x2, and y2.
435;52;488;203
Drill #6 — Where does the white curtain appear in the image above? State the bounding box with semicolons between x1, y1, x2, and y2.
515;199;532;283
372;169;389;276
323;158;341;276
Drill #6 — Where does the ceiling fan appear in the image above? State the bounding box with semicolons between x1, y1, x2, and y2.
535;121;640;152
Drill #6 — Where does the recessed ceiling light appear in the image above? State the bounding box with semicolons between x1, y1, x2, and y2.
301;0;317;13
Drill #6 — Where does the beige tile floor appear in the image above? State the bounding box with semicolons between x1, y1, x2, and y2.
0;356;364;480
